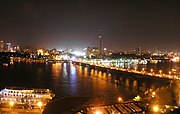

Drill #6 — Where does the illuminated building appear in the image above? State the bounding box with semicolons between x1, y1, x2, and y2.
16;45;20;51
0;41;4;52
6;42;11;52
13;45;20;52
86;47;100;58
37;49;44;56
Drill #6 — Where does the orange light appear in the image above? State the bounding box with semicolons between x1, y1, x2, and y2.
95;110;102;114
37;101;42;107
153;105;159;112
118;97;123;102
9;101;14;107
150;69;153;72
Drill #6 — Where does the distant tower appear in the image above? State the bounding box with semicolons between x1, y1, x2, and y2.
98;29;102;55
6;42;11;52
0;41;4;52
99;35;102;55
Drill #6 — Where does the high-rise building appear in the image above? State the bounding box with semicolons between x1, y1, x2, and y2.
86;47;99;58
14;45;20;52
0;41;4;52
6;42;11;52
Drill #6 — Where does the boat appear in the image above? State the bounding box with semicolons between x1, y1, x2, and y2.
0;87;55;107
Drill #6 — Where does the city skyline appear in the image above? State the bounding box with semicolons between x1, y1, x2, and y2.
0;0;180;51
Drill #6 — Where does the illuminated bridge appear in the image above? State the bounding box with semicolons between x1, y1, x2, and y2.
72;60;180;81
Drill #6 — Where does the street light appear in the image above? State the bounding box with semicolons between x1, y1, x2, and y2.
37;101;43;113
142;68;145;74
159;70;162;74
153;105;159;112
118;97;123;102
9;101;14;110
9;101;14;107
142;68;145;71
169;71;171;75
134;67;137;71
37;101;42;108
150;69;153;72
95;110;102;114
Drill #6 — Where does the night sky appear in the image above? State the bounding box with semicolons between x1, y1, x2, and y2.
0;0;180;51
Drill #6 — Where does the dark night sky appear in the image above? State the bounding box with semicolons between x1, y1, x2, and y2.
0;0;180;51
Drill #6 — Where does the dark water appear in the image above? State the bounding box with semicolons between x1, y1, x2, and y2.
0;61;174;103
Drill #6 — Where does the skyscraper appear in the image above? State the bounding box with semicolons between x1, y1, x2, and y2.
6;42;11;52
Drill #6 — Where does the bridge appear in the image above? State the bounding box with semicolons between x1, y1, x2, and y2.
72;60;180;81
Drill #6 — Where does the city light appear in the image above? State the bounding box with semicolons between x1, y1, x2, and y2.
142;68;145;71
152;91;156;96
9;101;14;107
133;95;141;101
134;67;137;71
37;49;43;55
153;105;159;112
169;71;171;75
1;1;180;113
150;69;153;72
73;51;85;56
118;97;123;102
95;110;102;114
37;101;43;108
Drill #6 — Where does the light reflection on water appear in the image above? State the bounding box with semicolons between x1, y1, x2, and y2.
0;62;174;103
